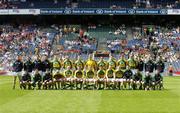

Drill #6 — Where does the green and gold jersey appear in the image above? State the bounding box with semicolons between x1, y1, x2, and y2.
52;60;61;69
97;70;106;78
63;59;72;69
75;60;84;69
106;69;114;78
64;69;73;78
108;59;116;69
115;69;124;78
75;70;84;78
86;70;95;78
118;59;126;69
98;61;107;69
127;58;136;69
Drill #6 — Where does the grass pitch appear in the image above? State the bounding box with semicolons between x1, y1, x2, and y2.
0;76;180;113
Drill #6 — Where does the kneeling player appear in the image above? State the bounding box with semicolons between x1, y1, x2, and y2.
115;66;124;90
133;70;143;90
85;66;96;89
42;70;53;89
153;71;163;90
123;66;133;90
97;67;106;89
106;66;115;89
20;71;31;90
74;67;84;89
64;66;74;89
143;72;153;90
32;70;42;89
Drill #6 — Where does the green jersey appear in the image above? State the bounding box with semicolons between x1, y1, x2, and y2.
115;69;124;78
86;70;95;78
108;60;116;69
127;58;136;69
97;70;106;78
64;59;72;69
52;60;61;69
75;60;84;69
64;69;73;78
75;70;83;78
118;59;126;69
106;69;114;78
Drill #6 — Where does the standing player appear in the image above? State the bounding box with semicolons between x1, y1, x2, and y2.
127;54;137;74
117;54;126;70
63;56;73;69
98;57;107;70
41;55;51;77
106;66;115;89
74;55;84;70
23;57;34;79
107;55;117;70
155;56;165;76
33;56;43;76
136;56;144;73
145;56;155;74
12;56;24;89
85;54;97;70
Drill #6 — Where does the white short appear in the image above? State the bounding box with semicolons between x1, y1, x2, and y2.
13;72;22;76
76;78;84;82
98;78;105;82
86;78;95;82
115;78;124;82
107;78;115;82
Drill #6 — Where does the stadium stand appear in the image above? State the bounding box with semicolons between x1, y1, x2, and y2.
1;0;180;9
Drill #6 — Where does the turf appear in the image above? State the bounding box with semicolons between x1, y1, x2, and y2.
0;76;180;113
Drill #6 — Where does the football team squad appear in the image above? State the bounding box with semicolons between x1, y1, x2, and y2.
12;53;165;91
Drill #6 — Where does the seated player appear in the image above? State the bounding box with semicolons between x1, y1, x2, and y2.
74;66;84;89
42;70;53;90
107;55;116;70
64;66;74;89
74;55;84;70
143;72;153;91
98;57;107;70
32;69;42;89
114;66;124;90
20;71;31;90
106;66;115;89
133;70;143;90
85;66;96;89
123;66;133;90
97;66;106;90
153;71;163;90
127;54;137;74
